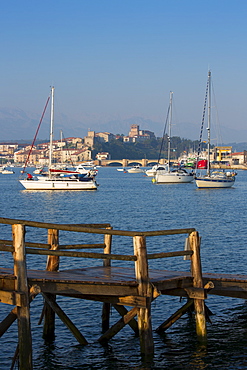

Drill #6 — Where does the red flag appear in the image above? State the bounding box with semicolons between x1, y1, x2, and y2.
196;160;208;169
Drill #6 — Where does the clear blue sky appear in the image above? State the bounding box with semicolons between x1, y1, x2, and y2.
1;0;247;139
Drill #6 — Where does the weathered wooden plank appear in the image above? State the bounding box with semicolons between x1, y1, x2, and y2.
59;243;106;249
0;290;24;306
0;217;195;237
147;250;193;259
62;223;111;228
184;287;207;300
0;245;14;252
2;264;247;300
0;218;110;229
0;239;51;249
58;293;147;308
26;247;137;261
31;281;139;296
12;223;32;370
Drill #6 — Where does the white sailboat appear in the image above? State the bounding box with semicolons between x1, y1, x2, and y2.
155;92;194;184
195;71;236;188
19;87;98;190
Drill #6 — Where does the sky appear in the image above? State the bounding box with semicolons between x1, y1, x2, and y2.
1;0;247;141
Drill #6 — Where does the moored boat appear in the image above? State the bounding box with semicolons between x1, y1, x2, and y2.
195;71;236;188
19;87;98;190
1;169;15;174
145;164;167;177
127;166;143;173
155;92;193;184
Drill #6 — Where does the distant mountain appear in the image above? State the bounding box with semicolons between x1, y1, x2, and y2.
0;107;89;141
0;107;246;148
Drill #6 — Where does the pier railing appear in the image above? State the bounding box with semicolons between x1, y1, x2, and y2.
0;217;197;267
0;217;206;369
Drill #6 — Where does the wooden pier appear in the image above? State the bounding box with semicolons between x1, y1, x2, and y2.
0;217;246;369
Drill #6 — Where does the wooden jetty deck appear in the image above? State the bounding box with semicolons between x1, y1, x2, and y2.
0;217;247;369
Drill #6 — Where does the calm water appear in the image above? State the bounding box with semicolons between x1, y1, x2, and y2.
1;167;247;369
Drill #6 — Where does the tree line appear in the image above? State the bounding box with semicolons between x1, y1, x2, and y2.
92;136;202;160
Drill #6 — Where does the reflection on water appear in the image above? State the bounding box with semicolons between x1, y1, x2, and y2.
1;168;247;369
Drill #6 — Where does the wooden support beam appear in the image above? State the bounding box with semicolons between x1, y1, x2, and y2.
134;235;154;357
59;293;148;308
0;290;25;306
0;286;40;338
156;280;214;334
113;304;139;335
42;292;88;345
102;302;111;333
12;223;32;370
0;307;18;338
10;344;19;370
184;287;207;300
43;229;59;341
156;299;194;333
189;231;207;344
98;307;138;343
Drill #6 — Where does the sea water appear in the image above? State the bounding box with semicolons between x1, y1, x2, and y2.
0;167;247;369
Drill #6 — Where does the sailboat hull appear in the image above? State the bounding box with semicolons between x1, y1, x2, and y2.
155;172;194;184
20;178;98;190
195;176;235;188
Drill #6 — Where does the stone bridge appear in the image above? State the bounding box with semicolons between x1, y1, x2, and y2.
95;158;167;167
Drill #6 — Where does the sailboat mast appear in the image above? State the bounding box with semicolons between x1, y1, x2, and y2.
207;72;211;176
49;86;55;172
167;91;173;172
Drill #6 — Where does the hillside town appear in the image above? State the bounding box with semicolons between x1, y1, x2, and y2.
0;124;156;166
0;124;246;167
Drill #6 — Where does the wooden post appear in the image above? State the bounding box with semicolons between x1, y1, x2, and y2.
46;228;60;271
12;224;32;370
43;229;59;341
189;231;207;343
102;227;112;333
134;235;154;357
